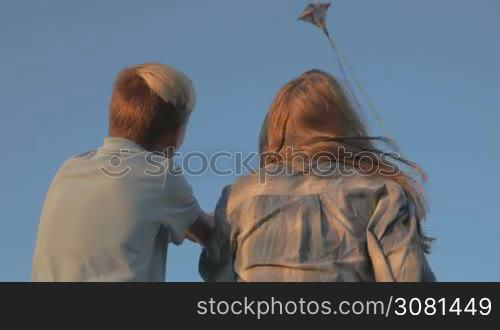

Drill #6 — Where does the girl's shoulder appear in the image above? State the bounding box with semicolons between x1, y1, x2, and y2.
224;168;407;218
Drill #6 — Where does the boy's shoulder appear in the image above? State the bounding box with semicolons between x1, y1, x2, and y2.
73;149;99;159
52;149;99;176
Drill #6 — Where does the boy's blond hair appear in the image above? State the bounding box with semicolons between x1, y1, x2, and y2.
109;63;195;150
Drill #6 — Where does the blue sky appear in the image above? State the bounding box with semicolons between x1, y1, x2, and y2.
0;0;499;281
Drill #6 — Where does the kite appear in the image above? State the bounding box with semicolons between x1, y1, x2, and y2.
298;2;362;111
298;1;383;132
298;1;428;180
298;2;331;33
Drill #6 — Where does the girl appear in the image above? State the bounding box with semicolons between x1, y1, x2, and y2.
200;70;435;282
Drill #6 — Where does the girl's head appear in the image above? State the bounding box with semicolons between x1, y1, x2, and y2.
259;70;429;227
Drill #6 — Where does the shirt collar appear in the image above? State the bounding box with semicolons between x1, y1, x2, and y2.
99;137;146;153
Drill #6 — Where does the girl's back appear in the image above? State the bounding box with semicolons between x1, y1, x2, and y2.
200;166;435;282
200;70;434;282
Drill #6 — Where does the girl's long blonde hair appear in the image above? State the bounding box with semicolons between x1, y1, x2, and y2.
259;70;431;251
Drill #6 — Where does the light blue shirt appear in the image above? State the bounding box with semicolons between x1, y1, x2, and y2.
33;138;201;282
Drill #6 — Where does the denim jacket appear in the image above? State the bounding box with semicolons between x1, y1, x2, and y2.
200;165;435;282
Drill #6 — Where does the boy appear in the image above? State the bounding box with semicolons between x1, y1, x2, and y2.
33;63;212;281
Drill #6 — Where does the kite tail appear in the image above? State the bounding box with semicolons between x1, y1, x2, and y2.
331;37;401;152
328;59;429;181
322;29;363;112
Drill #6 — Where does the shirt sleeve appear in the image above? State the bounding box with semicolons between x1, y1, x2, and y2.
366;183;436;282
199;185;236;282
161;161;202;245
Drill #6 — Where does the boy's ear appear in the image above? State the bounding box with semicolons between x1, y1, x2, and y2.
154;125;187;154
174;125;187;149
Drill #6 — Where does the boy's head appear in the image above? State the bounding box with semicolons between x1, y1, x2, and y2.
109;63;195;152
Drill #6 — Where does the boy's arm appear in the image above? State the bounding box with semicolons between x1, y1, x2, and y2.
161;161;209;246
186;212;214;247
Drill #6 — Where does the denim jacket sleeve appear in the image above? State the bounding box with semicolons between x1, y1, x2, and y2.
366;183;436;282
199;186;237;282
